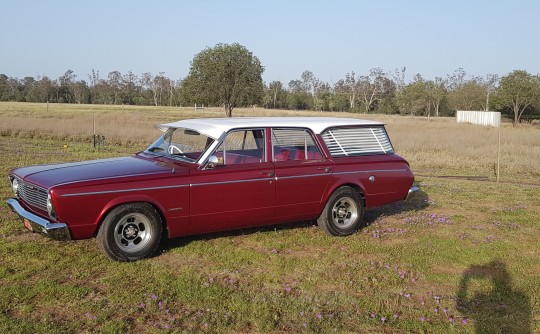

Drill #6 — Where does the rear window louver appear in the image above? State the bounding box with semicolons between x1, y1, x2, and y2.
321;126;394;157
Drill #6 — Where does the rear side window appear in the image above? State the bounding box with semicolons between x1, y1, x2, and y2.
321;126;394;157
272;128;322;161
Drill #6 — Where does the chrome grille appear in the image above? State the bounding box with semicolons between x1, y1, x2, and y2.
16;178;48;211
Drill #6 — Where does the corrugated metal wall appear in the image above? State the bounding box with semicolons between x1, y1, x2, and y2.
456;110;501;127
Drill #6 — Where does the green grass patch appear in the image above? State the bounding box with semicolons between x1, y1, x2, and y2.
1;120;540;333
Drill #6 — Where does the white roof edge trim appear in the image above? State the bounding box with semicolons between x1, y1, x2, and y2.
157;117;385;140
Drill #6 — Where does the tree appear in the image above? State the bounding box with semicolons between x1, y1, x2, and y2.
344;72;356;109
395;75;430;116
182;43;264;117
107;71;123;105
482;74;499;111
495;70;540;126
447;80;485;111
427;77;447;117
390;67;407;93
356;68;386;114
263;81;288;109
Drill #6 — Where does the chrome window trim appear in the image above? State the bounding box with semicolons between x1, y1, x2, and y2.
199;128;266;168
271;127;323;162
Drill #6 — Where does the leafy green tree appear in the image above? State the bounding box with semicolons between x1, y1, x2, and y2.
495;70;540;125
447;81;485;111
263;81;288;109
426;77;447;117
182;43;264;117
395;75;430;116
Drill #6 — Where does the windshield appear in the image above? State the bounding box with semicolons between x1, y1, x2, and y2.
145;128;215;162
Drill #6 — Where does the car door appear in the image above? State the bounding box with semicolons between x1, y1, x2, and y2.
272;128;333;222
189;128;275;233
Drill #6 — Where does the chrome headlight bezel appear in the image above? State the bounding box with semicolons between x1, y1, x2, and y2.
10;177;19;196
47;194;56;218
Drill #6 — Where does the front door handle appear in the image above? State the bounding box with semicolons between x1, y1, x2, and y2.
317;167;332;173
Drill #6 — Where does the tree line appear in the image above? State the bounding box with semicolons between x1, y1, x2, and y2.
2;43;539;125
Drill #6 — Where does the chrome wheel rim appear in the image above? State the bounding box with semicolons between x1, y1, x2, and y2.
331;197;358;228
113;213;153;253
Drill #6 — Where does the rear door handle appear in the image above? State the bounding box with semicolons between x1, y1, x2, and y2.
259;171;275;177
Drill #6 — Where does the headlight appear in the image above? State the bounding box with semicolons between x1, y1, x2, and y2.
11;178;19;196
47;194;56;218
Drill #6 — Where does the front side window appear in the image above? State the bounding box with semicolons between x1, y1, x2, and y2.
272;128;322;161
145;128;214;162
213;129;265;165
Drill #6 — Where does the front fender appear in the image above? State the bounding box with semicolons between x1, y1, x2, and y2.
96;194;169;235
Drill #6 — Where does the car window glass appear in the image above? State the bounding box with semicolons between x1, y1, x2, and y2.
214;129;265;165
145;128;213;162
272;129;322;161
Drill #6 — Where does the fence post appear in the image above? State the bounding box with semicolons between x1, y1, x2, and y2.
497;126;501;183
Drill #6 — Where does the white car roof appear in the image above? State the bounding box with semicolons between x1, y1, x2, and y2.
159;117;385;139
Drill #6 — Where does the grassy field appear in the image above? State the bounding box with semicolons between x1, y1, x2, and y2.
0;102;539;333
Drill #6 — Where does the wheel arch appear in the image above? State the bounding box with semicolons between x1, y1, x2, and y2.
94;195;168;238
320;182;366;212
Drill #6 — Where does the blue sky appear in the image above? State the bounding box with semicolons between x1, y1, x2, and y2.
1;0;539;85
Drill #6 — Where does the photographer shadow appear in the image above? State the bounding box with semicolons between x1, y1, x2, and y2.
456;260;531;333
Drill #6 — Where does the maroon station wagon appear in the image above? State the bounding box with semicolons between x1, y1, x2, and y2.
7;117;418;261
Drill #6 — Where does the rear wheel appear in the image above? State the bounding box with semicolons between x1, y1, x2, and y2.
317;186;364;236
97;202;163;261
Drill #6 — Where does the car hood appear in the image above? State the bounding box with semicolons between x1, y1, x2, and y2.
11;155;189;189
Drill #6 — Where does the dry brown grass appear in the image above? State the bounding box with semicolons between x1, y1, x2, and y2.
1;102;539;184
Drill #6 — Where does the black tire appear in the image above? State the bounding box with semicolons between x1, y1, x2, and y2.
317;186;364;236
96;202;163;262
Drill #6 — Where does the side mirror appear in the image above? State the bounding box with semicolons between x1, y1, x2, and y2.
206;155;220;169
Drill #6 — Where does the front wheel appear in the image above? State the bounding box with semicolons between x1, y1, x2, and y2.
97;202;163;261
317;186;364;236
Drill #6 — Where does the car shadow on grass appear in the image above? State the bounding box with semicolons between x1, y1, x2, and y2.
158;219;317;253
158;189;430;255
363;188;430;225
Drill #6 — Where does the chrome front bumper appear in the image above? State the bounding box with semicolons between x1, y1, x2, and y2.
405;186;420;201
6;198;71;240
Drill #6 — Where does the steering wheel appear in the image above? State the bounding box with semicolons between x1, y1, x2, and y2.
168;145;184;155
